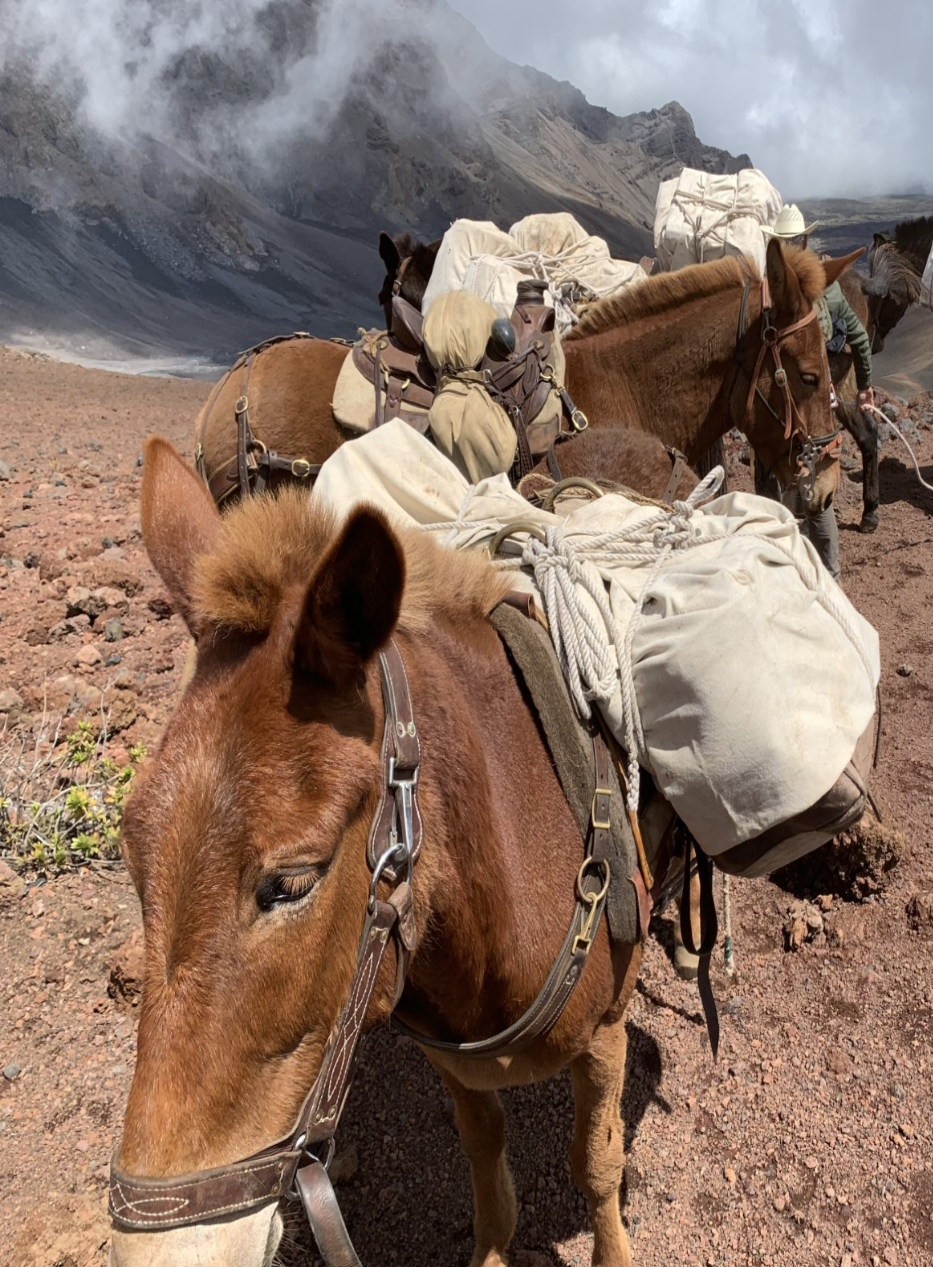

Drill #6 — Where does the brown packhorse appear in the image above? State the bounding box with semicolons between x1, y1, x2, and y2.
112;440;664;1267
195;240;849;516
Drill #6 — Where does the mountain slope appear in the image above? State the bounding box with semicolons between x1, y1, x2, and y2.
0;0;750;363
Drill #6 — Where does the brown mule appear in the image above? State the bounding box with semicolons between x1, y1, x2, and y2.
195;240;849;516
111;439;654;1267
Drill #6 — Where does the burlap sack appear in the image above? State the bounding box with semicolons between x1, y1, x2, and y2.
423;290;499;371
654;168;783;278
428;372;517;482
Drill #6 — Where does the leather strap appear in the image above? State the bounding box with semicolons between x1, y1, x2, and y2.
661;449;689;503
392;734;612;1059
678;830;720;1060
296;1162;364;1267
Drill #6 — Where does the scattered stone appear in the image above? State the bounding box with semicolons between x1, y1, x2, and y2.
74;645;102;668
65;585;93;617
906;893;933;932
105;654;122;668
108;928;144;1009
3;1065;22;1081
896;664;913;678
0;460;11;480
723;1166;737;1185
23;551;41;569
104;618;125;643
148;595;174;620
772;1194;786;1212
783;900;823;950
826;1047;850;1076
0;860;26;907
330;1143;359;1186
0;688;24;719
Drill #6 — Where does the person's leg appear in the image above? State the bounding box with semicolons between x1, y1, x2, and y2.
801;504;841;580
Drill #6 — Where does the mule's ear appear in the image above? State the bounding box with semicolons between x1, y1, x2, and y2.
765;237;804;315
425;237;442;261
140;437;221;635
823;247;866;287
294;508;405;689
378;232;400;274
872;232;889;249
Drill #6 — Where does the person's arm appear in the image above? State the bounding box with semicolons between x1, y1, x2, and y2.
835;292;873;393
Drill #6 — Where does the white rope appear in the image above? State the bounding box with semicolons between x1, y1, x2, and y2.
863;402;933;494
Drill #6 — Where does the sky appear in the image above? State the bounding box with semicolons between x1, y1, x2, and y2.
451;0;932;198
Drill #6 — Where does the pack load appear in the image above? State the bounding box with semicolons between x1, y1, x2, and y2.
921;239;933;310
422;213;649;334
654;168;783;278
333;273;576;484
313;420;880;880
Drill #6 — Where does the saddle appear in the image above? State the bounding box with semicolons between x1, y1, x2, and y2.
353;282;586;483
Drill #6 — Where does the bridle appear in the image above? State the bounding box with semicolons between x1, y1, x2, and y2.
733;277;841;490
109;635;615;1263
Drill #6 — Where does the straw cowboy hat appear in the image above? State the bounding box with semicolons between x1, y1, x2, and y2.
762;203;821;239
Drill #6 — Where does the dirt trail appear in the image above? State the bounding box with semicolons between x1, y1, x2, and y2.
1;345;932;1267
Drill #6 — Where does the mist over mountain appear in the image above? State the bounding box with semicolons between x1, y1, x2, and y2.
0;0;751;364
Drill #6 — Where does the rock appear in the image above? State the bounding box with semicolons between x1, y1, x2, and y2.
896;664;913;678
108;928;145;1008
3;1065;22;1081
723;1166;737;1185
104;618;125;642
87;561;142;597
148;595;174;620
0;688;24;720
906;893;933;932
783;900;823;950
104;690;138;733
105;654;122;668
65;585;93;617
825;1047;850;1075
0;460;11;480
330;1143;359;1186
74;645;102;668
48;614;91;642
0;860;26;908
23;551;41;569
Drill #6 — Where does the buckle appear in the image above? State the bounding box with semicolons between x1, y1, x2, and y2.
235;394;249;415
591;788;612;832
291;458;313;478
571;408;589;431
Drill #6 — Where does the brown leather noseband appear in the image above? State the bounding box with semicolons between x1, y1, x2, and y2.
109;632;613;1263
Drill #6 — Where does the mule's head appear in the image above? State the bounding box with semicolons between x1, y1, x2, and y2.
744;240;852;513
377;230;440;326
112;442;410;1267
864;241;922;353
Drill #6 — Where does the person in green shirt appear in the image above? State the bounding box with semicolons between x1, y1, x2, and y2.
755;205;874;581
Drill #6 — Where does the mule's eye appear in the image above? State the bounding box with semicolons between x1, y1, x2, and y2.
256;870;320;912
800;372;819;387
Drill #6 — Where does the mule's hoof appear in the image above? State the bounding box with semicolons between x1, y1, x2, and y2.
858;516;879;534
674;944;700;982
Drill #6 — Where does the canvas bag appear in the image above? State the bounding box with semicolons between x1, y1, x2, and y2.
423;214;648;335
311;422;880;872
423;290;518;482
654;168;783;278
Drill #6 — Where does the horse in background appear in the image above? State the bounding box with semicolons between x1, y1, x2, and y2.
865;218;929;354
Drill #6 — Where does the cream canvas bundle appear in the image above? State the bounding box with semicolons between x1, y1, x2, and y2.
422;213;649;335
313;421;880;861
654;168;783;278
921;240;933;310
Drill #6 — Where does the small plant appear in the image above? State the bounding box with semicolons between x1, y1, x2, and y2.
0;711;146;875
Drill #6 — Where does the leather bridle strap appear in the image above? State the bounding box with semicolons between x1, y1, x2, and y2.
109;640;421;1237
391;734;613;1059
742;277;818;443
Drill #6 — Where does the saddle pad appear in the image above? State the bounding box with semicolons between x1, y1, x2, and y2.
490;601;643;946
331;341;430;435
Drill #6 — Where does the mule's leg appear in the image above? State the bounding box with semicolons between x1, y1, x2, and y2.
839;401;880;532
570;956;641;1267
439;1071;517;1267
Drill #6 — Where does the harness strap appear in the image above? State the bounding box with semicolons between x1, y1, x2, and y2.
678;831;720;1060
391;734;612;1059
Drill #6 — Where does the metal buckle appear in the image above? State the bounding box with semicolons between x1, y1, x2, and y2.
235;394;249;415
571;408;589;431
572;858;611;955
774;367;788;387
591;788;612;832
291;458;313;478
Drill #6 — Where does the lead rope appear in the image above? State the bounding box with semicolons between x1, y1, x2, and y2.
862;402;933;494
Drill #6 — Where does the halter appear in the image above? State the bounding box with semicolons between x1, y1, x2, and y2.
733;278;840;483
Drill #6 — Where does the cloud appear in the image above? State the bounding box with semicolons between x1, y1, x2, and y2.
450;0;933;197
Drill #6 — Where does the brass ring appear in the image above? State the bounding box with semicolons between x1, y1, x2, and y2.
487;520;549;556
541;477;605;512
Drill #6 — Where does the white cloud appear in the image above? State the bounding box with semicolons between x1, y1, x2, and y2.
451;0;933;196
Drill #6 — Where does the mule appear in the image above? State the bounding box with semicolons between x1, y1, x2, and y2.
865;233;925;354
112;438;654;1267
196;239;848;516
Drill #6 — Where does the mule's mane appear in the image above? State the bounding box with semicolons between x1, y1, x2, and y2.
566;248;824;340
894;214;933;270
869;241;923;300
191;487;508;637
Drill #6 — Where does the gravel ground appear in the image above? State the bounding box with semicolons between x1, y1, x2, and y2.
1;346;932;1267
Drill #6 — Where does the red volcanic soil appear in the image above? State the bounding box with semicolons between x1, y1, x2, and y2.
1;345;932;1266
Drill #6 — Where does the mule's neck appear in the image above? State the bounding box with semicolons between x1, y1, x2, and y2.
563;284;748;465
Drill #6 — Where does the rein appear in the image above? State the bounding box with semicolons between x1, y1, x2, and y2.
109;635;614;1260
